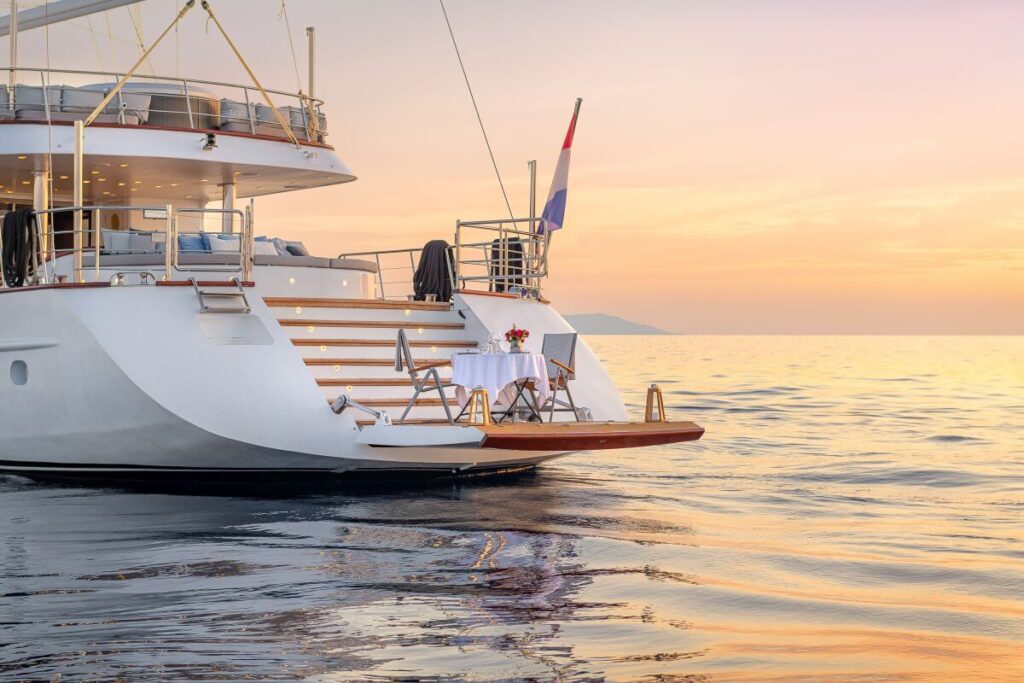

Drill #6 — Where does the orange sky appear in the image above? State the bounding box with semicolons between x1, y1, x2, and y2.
16;0;1024;332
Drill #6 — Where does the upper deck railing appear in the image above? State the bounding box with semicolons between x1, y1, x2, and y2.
0;67;327;144
339;217;549;301
0;202;253;287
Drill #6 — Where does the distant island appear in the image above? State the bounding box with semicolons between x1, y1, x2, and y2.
564;313;671;335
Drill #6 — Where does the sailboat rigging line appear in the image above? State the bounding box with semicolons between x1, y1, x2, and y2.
85;15;107;72
279;0;303;92
438;0;514;220
83;0;196;127
199;0;301;149
127;4;155;75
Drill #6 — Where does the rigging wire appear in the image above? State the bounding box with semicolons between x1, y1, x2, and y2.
438;0;514;220
278;0;303;92
85;15;107;72
126;5;154;75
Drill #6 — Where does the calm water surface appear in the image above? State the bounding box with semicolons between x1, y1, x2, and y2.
2;336;1022;681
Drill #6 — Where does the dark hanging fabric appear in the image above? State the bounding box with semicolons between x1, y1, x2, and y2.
1;208;38;288
489;238;524;292
413;239;454;301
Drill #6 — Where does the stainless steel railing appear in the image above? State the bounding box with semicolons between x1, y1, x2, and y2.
0;67;327;143
26;203;253;284
337;216;549;301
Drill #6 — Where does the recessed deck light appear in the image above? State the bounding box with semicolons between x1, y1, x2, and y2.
16;155;26;160
307;325;314;333
289;277;296;284
97;178;106;182
333;365;340;372
185;195;193;199
170;183;178;187
431;346;438;352
155;185;163;188
133;180;142;184
119;163;129;168
295;307;303;314
83;180;91;184
130;188;138;192
20;180;29;186
319;345;326;352
59;175;69;180
117;182;126;187
91;170;99;175
200;178;208;182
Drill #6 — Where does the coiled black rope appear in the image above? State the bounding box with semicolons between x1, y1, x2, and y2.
1;208;39;288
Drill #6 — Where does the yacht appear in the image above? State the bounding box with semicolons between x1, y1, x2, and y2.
0;0;702;482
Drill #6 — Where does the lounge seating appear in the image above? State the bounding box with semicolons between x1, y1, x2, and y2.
10;85;150;124
394;328;454;424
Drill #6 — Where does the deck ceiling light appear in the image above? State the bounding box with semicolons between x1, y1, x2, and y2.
119;163;129;168
117;182;126;187
20;180;29;186
59;175;69;180
91;170;99;175
16;155;26;160
133;180;142;184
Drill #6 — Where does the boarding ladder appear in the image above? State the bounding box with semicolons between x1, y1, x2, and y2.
191;277;252;314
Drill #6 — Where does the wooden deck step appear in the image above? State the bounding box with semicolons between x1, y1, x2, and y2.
279;319;464;330
295;339;476;348
326;397;448;407
317;378;452;387
265;297;450;311
305;358;435;367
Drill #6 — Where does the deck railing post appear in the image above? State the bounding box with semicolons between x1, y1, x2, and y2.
163;203;174;279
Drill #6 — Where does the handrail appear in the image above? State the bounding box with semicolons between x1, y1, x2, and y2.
0;66;327;143
335;213;549;301
29;203;253;284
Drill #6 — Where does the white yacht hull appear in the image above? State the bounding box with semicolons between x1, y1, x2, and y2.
0;281;624;481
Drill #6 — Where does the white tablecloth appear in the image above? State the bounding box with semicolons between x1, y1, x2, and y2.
451;352;549;408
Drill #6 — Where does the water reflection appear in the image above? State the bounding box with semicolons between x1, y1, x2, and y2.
2;336;1023;681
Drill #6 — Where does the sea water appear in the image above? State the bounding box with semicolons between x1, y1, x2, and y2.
1;336;1022;681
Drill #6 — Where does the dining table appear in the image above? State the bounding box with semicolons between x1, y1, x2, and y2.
450;351;550;421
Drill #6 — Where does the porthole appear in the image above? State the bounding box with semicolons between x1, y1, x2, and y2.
10;360;27;386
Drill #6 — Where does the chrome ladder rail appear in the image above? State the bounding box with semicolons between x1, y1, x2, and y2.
190;277;251;314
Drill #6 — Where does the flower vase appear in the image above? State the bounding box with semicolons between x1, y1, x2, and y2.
510;339;521;352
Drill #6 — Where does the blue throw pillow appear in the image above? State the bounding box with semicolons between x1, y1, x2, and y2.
178;233;206;252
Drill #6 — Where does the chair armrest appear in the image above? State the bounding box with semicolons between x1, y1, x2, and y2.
551;359;574;375
414;359;452;373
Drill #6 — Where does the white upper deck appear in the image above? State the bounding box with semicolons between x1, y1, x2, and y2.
0;67;355;205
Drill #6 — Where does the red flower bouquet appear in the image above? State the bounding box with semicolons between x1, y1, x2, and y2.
504;324;529;351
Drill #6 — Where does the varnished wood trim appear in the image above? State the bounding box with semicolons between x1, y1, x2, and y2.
279;319;463;330
317;378;453;387
479;421;705;451
325;397;448;407
294;339;475;348
305;358;431;367
456;289;551;305
156;280;255;287
265;297;450;311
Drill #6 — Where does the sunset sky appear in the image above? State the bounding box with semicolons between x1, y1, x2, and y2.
17;0;1024;333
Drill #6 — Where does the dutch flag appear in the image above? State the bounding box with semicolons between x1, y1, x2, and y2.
538;98;582;235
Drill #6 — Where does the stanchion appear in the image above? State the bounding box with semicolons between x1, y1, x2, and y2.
645;384;666;423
